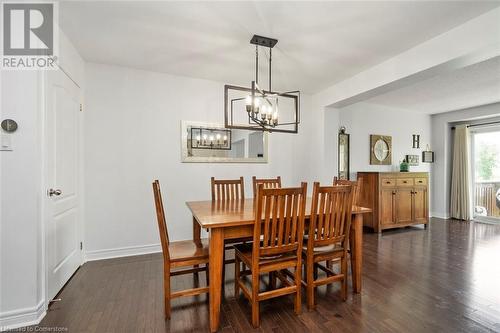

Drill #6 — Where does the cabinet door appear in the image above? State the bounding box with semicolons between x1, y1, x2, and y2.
380;188;396;225
413;187;428;223
395;188;413;224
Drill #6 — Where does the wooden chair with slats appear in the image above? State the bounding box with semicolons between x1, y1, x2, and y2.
330;177;363;271
234;183;308;327
302;182;354;309
252;176;282;197
152;180;209;319
210;177;247;281
333;176;363;206
211;176;245;201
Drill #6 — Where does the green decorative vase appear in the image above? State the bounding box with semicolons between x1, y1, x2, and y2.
400;160;409;172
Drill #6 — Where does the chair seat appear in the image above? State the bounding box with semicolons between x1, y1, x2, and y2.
302;244;344;252
169;239;209;262
234;243;298;269
302;235;343;252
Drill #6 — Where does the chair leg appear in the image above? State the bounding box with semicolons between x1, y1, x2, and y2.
206;263;209;286
294;263;302;315
326;260;331;270
164;264;171;319
269;272;276;289
251;271;260;328
306;258;315;309
234;256;240;297
313;263;318;280
222;250;226;287
341;255;348;301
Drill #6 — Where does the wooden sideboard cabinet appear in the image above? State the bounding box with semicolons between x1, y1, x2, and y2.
357;172;429;233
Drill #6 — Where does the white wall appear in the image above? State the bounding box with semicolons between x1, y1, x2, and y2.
0;70;44;327
431;103;500;218
83;63;313;259
0;29;84;329
299;101;432;185
338;103;432;177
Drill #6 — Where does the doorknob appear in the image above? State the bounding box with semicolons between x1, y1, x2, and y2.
47;188;62;197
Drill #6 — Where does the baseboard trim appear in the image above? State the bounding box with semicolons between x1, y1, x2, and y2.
431;212;450;219
84;243;161;262
0;300;45;331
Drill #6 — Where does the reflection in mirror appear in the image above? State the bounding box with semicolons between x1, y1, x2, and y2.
181;121;268;163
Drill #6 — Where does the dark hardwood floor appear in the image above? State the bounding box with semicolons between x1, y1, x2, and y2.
33;218;500;332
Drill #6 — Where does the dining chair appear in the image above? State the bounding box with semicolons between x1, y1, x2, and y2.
234;182;307;327
252;176;282;197
333;176;363;206
211;176;245;201
152;180;209;319
211;176;247;282
302;182;354;309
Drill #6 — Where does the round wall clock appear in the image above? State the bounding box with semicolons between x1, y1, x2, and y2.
1;119;18;133
370;135;392;165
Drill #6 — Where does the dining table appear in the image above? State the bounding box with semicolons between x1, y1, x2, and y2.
186;198;372;332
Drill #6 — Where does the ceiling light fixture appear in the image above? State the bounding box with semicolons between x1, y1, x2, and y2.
224;35;300;133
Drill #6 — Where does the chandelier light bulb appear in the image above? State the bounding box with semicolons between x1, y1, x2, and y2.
254;98;260;114
245;96;252;113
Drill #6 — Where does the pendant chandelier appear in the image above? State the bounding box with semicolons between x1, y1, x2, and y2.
224;35;300;133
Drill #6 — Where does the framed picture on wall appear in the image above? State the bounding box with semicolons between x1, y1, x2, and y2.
370;135;392;165
405;154;419;166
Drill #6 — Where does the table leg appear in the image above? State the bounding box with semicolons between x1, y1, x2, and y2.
350;214;363;293
209;228;224;332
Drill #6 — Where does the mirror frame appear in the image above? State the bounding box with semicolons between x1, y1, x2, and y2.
338;129;350;180
181;121;269;163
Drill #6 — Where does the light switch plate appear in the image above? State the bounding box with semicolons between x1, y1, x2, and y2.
0;134;13;151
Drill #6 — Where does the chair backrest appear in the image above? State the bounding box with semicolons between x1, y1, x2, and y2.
253;183;308;260
152;180;170;261
307;182;354;251
252;176;282;197
211;176;245;201
333;176;363;206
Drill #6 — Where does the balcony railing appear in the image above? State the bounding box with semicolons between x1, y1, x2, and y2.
474;181;500;218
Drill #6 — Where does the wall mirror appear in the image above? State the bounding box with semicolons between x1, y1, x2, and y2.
181;121;268;163
338;126;350;180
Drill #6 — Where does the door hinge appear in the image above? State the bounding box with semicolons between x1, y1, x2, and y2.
79;104;83;112
80;242;83;250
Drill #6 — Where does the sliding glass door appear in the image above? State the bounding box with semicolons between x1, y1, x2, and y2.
472;127;500;223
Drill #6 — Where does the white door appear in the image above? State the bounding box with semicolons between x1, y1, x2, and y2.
45;68;82;301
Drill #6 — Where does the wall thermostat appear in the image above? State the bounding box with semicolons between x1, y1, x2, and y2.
1;119;18;133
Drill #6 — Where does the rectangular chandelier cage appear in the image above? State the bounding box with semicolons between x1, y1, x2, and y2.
189;127;232;150
224;35;300;134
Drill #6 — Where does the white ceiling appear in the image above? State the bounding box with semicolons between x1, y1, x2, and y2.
364;56;500;114
59;1;499;94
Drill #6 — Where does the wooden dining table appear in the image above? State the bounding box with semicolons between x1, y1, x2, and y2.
186;198;372;332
